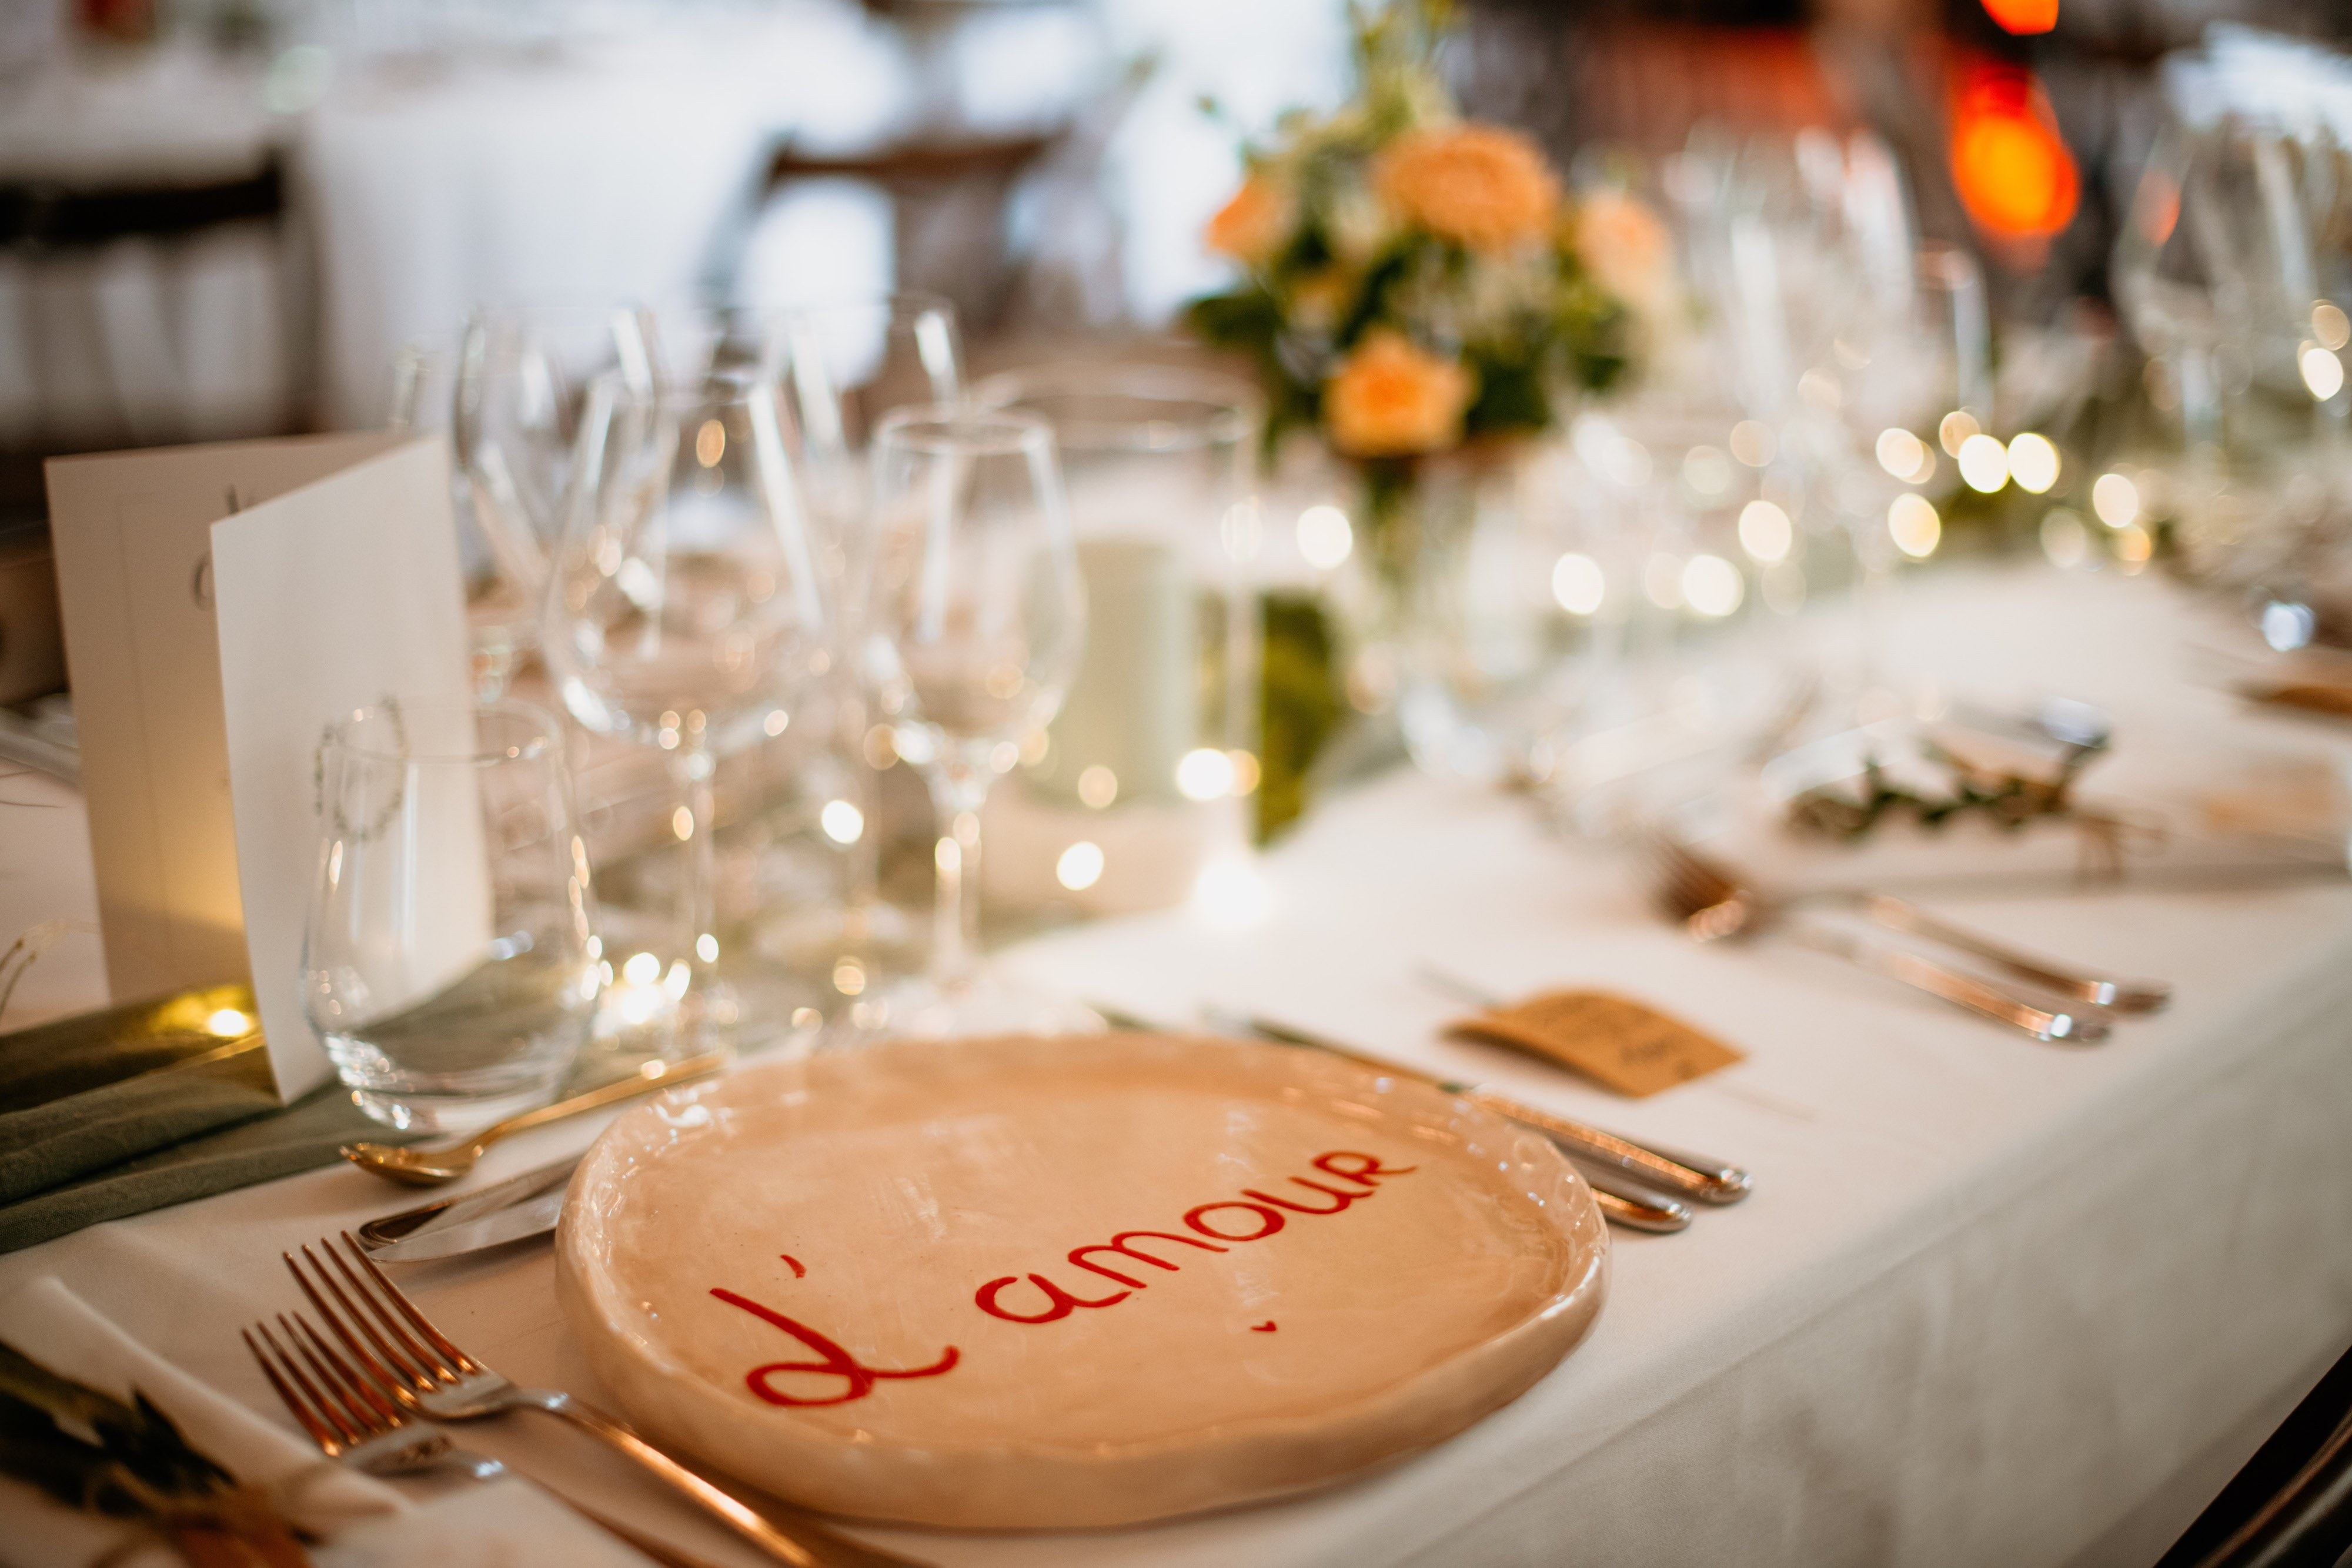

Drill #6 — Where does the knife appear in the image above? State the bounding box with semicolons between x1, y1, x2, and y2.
357;1154;580;1262
1234;1012;1746;1207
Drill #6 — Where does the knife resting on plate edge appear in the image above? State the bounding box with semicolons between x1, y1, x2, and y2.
1089;1001;1726;1234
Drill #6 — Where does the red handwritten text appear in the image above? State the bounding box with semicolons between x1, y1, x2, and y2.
711;1258;958;1407
973;1149;1415;1326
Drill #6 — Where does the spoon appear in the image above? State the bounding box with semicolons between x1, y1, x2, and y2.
341;1051;730;1186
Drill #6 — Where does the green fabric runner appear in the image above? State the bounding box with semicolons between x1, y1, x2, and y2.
0;1075;396;1253
0;985;417;1254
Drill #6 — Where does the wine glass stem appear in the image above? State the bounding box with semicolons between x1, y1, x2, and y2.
927;760;989;988
673;739;718;989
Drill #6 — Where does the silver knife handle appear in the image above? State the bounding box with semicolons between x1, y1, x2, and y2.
1850;892;2170;1014
1570;1161;1694;1232
1465;1091;1750;1204
1792;920;2110;1044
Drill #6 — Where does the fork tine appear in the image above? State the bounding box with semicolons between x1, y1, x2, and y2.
286;1242;435;1393
289;1310;407;1435
244;1323;348;1453
278;1312;387;1440
336;1232;480;1375
319;1235;470;1379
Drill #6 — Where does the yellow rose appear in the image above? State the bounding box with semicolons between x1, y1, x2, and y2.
1324;331;1475;458
1205;176;1294;264
1573;189;1673;313
1374;125;1560;252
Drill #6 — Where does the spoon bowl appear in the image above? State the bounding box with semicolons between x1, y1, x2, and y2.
340;1052;729;1186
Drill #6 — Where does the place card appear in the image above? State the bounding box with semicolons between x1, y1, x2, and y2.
47;432;404;1009
1448;991;1743;1097
48;433;476;1099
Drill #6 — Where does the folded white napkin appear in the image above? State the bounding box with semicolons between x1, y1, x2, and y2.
0;1275;406;1567
0;1277;660;1568
316;1479;662;1568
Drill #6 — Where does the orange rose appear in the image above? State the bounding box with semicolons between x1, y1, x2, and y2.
1324;331;1475;457
1374;125;1560;252
1573;189;1673;313
1205;176;1294;264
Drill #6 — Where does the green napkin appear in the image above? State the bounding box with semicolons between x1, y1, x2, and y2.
0;984;416;1254
0;1074;394;1253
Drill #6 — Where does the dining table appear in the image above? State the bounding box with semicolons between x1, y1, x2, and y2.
4;557;2350;1568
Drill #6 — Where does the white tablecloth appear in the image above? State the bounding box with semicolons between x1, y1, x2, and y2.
4;562;2350;1567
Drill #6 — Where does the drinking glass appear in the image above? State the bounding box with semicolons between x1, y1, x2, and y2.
860;406;1087;1034
543;367;831;1054
1828;243;1990;710
303;700;599;1131
971;364;1261;912
776;293;965;553
754;296;963;993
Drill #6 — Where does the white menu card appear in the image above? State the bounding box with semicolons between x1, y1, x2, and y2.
48;433;479;1098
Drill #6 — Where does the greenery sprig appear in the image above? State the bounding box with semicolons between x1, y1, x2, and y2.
0;1340;310;1567
1788;738;2107;843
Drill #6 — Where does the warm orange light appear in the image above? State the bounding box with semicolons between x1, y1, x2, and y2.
1949;61;2079;242
1981;0;2057;34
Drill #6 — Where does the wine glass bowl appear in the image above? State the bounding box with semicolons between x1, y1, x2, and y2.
548;368;830;754
543;366;831;1054
864;410;1085;767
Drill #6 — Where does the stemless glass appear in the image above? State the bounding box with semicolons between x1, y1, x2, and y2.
861;406;1087;1034
971;364;1261;912
303;701;599;1131
543;367;831;1054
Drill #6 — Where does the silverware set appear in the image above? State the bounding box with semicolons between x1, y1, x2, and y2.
1089;999;1743;1236
245;1232;932;1568
1636;832;2171;1045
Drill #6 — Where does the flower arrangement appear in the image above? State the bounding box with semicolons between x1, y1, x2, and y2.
1186;1;1659;572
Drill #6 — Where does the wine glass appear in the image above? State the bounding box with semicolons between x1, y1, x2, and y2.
542;366;831;1055
859;406;1088;1034
755;296;963;996
775;293;965;553
1825;242;1990;715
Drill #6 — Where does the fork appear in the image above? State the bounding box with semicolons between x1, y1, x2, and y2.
1637;833;2116;1044
243;1310;721;1568
282;1233;934;1568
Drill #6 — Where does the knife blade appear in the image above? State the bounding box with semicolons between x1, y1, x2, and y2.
356;1153;580;1261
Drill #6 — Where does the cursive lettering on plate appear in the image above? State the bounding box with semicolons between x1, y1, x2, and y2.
710;1258;958;1407
974;1149;1416;1329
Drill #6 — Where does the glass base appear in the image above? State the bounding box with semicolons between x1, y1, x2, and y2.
845;974;1104;1042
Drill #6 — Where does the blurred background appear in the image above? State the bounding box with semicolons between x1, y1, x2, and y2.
4;0;2347;508
10;0;2352;1035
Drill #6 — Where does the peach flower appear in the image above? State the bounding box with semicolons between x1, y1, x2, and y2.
1573;189;1673;313
1323;331;1475;457
1374;125;1560;252
1205;176;1294;264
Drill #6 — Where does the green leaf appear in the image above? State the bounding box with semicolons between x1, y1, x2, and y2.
0;1340;137;1432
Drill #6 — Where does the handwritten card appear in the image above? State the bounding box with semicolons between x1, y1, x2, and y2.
46;432;403;1008
210;437;480;1098
1448;991;1743;1097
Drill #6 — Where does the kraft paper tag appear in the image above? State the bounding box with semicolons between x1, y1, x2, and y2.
1448;991;1743;1098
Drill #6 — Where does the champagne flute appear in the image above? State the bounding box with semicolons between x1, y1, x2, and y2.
758;296;963;995
860;406;1087;1034
543;366;830;1054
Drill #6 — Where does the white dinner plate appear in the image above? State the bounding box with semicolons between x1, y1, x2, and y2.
556;1031;1608;1529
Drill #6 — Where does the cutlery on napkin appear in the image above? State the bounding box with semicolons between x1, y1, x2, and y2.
0;1278;658;1568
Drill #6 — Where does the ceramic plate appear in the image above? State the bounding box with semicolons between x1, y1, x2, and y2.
556;1031;1608;1529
